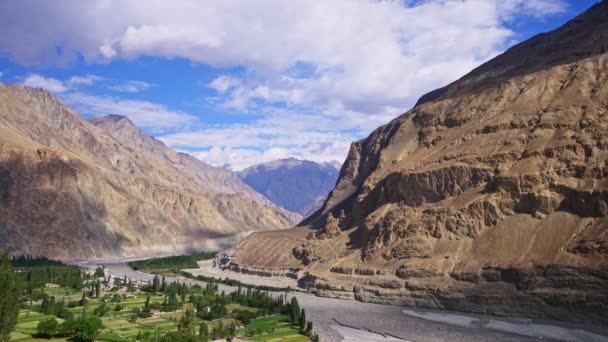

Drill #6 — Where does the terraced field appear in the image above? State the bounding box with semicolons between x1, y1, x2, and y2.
247;315;310;342
10;286;310;342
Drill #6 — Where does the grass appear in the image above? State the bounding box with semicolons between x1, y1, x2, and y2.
127;252;216;274
12;310;66;340
10;285;310;342
246;314;311;342
9;287;179;342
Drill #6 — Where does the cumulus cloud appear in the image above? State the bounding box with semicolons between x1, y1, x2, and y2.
23;74;68;93
2;0;569;168
190;142;351;171
65;93;198;133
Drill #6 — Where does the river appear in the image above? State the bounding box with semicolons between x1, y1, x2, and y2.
70;260;608;342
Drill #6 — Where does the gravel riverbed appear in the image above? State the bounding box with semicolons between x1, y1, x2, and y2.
72;260;608;342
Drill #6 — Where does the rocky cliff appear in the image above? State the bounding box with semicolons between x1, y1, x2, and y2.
228;1;608;323
0;85;294;259
237;158;340;217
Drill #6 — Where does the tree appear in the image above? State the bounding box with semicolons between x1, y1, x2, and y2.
37;317;59;337
93;267;104;278
289;297;300;324
60;316;102;342
178;306;196;335
0;253;20;342
95;280;101;298
299;308;306;332
152;275;160;293
199;321;209;340
306;321;313;336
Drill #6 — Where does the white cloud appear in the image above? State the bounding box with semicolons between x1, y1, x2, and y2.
65;92;198;133
2;0;570;168
191;142;350;171
0;71;3;79
23;74;68;93
109;80;155;93
0;1;568;110
67;74;102;86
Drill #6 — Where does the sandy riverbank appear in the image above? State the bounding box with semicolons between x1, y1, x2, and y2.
84;261;608;342
182;260;299;289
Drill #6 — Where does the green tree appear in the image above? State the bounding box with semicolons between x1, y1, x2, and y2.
0;253;20;342
199;321;209;340
152;275;160;293
93;267;105;278
289;297;300;324
61;316;102;342
299;308;306;332
95;280;101;298
79;291;87;306
36;317;59;337
178;306;196;335
306;321;313;336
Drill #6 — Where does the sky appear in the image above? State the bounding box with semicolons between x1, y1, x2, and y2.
0;0;600;170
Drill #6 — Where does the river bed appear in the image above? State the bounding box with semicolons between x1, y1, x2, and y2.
71;260;608;342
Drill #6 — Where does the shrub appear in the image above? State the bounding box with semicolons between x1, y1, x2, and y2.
36;317;59;337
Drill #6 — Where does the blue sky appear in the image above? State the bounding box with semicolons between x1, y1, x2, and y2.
0;0;600;170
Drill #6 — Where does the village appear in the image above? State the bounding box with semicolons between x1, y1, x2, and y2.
10;259;314;342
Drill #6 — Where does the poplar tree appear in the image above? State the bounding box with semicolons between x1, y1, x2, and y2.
0;253;19;342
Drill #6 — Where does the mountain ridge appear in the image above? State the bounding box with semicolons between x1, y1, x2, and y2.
227;3;608;323
90;114;300;222
237;158;340;217
0;84;294;259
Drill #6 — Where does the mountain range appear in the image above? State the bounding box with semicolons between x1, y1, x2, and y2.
237;158;341;218
0;85;296;259
226;1;608;323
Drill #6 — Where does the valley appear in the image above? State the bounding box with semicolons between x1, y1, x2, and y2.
80;258;608;342
1;1;607;341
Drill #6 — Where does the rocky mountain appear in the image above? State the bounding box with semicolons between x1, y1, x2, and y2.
90;115;298;217
0;85;294;259
237;158;340;217
226;1;608;323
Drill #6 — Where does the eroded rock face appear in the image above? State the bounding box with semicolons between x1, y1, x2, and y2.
0;84;294;259
230;2;608;323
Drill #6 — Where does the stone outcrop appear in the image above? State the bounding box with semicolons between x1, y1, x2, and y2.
228;2;608;324
0;85;294;259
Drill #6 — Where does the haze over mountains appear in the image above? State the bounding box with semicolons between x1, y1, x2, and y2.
0;85;295;259
238;158;341;217
228;1;608;323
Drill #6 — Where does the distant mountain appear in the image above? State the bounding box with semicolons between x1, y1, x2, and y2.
91;114;302;225
0;85;294;259
238;158;340;217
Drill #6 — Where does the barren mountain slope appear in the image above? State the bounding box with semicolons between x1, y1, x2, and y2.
0;84;293;259
227;2;608;323
237;158;340;217
90;115;300;223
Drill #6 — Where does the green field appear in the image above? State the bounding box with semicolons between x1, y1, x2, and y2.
6;255;316;342
10;289;184;342
246;315;310;342
10;286;311;342
127;252;216;275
